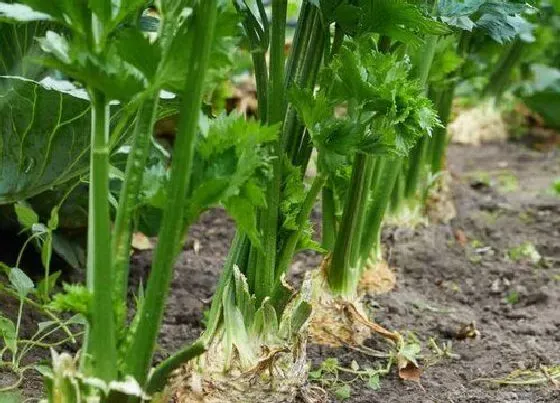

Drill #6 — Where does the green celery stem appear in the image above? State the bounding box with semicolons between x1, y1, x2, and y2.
84;89;117;381
321;186;336;250
254;0;287;303
430;87;455;173
328;154;371;297
483;39;525;102
124;0;219;386
112;96;159;309
360;157;402;263
404;34;438;201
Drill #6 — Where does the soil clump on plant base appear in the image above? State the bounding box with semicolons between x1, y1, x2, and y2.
4;142;560;402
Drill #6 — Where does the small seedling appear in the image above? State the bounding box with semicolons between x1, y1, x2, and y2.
505;291;520;305
309;356;392;400
508;242;541;264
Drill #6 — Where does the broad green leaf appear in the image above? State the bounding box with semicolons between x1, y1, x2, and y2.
9;267;34;298
0;314;16;353
0;76;91;204
438;0;536;43
18;0;89;33
14;201;38;229
0;17;49;79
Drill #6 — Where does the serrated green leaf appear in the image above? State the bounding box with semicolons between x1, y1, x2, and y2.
48;283;91;316
292;41;439;159
9;267;34;298
358;0;450;45
321;357;340;372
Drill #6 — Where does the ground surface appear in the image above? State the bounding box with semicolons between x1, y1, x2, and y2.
2;142;560;402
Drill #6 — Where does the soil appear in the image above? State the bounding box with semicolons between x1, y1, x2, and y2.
2;142;560;402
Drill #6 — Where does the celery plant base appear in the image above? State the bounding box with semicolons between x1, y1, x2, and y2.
167;268;313;402
308;268;400;348
167;338;307;403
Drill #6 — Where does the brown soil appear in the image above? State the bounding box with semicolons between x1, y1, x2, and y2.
3;142;560;402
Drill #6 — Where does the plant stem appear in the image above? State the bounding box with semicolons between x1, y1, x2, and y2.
430;30;471;174
321;186;337;250
83;89;117;381
112;95;159;312
430;86;455;173
254;0;287;303
124;0;219;385
404;33;438;201
328;154;371;297
483;39;525;102
12;299;23;366
359;157;402;263
145;341;205;394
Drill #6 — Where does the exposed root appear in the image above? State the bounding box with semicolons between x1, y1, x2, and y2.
358;259;396;296
168;336;308;402
309;269;400;347
426;172;456;223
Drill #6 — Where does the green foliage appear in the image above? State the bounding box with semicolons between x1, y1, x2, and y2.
309;356;392;400
0;313;17;354
292;39;438;161
508;241;541;264
438;0;536;43
0;77;92;204
48;283;91;316
313;0;449;44
139;112;277;247
519;64;560;129
8;267;34;298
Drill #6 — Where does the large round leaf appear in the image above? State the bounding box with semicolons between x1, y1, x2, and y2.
0;76;91;203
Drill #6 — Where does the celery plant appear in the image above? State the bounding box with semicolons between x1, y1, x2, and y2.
0;0;242;398
418;0;535;180
294;39;440;300
170;1;331;399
